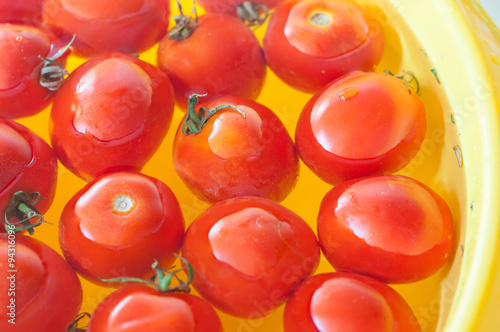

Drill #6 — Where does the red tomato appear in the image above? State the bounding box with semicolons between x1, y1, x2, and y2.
42;0;170;57
0;23;70;119
317;175;454;284
58;171;185;286
0;0;43;25
0;234;83;332
157;11;266;110
87;286;223;332
50;52;175;182
173;95;299;203
182;196;320;318
295;71;427;185
0;119;57;234
263;0;384;93
283;272;421;332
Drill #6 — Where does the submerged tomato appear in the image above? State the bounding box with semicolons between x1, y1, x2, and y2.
317;175;454;284
295;71;427;185
284;272;421;332
157;11;266;110
42;0;170;57
0;119;57;233
59;172;185;286
264;0;384;93
87;286;223;332
0;234;83;332
173;95;299;203
50;52;175;181
182;196;320;318
0;23;70;119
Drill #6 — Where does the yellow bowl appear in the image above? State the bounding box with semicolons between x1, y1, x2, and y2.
16;0;500;331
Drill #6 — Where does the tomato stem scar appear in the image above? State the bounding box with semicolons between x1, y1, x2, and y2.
182;93;246;135
4;191;47;235
237;1;270;29
309;12;332;27
39;34;75;92
112;195;135;214
168;0;199;41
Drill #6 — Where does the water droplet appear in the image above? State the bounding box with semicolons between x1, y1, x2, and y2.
339;87;360;101
15;36;23;42
490;52;500;65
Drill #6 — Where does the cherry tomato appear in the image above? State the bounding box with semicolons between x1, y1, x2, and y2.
0;0;43;25
0;119;57;234
50;52;175;182
88;287;223;332
42;0;170;57
157;9;266;110
173;95;299;203
0;234;83;332
263;0;384;93
317;175;454;284
283;272;421;332
295;71;426;185
182;196;320;318
58;171;185;286
0;23;70;119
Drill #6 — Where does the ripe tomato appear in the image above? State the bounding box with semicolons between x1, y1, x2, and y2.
283;272;421;332
0;234;83;332
50;52;175;182
182;196;320;318
157;9;266;110
317;175;454;284
295;71;426;185
58;171;185;286
0;119;57;234
263;0;384;93
0;0;43;25
42;0;170;57
0;23;70;119
87;286;223;332
173;95;299;203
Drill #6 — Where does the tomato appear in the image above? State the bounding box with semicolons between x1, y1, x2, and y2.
42;0;170;57
295;71;427;186
283;272;421;332
50;52;175;182
182;196;320;318
263;0;384;93
157;9;266;110
0;0;43;25
0;23;71;119
0;119;57;234
317;175;454;284
173;95;299;203
58;171;185;286
0;234;83;332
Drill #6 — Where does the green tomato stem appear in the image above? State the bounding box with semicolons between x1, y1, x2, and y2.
237;1;270;29
4;191;47;235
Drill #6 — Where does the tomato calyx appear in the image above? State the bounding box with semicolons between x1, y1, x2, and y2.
182;93;246;135
39;35;75;92
383;69;420;95
4;191;48;235
236;1;270;29
99;256;194;294
168;0;199;41
66;312;91;332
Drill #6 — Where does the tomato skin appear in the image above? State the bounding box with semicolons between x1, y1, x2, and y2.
173;96;299;203
0;119;58;233
58;172;185;286
182;196;320;318
87;285;223;332
283;272;421;332
317;175;454;284
50;52;174;182
42;0;170;57
157;13;266;110
0;24;70;119
0;0;43;25
263;0;384;93
197;0;284;16
295;71;426;186
0;234;83;332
